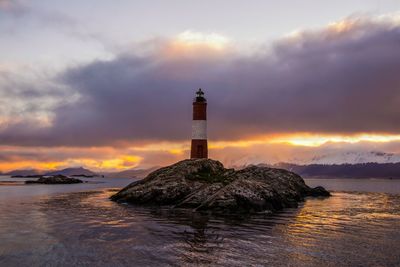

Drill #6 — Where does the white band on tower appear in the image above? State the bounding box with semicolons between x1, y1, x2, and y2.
192;120;207;139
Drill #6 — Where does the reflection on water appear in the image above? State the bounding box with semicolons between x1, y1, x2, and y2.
1;187;400;266
305;178;400;194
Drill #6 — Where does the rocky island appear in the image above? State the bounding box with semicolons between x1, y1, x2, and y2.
25;175;83;184
111;159;330;214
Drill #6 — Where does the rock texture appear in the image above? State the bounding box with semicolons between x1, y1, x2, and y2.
25;175;83;184
111;159;330;213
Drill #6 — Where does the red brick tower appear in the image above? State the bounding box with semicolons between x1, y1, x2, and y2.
191;88;208;159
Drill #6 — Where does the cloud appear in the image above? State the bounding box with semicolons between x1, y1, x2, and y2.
1;16;400;147
0;0;26;14
0;67;78;146
2;139;400;172
211;140;400;167
0;144;184;171
0;0;107;44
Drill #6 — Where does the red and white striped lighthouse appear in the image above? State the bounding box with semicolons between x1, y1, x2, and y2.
191;88;208;159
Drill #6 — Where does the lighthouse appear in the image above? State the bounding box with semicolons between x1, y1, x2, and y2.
191;88;208;159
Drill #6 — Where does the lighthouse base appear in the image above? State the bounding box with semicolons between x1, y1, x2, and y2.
190;139;208;159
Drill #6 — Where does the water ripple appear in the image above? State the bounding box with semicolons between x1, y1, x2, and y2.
0;190;400;266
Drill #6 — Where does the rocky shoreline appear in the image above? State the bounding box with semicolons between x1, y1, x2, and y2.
111;159;330;214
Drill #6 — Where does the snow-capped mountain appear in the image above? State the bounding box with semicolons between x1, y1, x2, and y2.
226;150;400;169
303;151;400;165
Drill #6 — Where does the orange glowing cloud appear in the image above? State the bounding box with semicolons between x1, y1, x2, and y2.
175;31;230;50
159;31;231;59
0;145;144;172
0;161;65;172
2;132;400;172
268;133;400;147
208;133;400;150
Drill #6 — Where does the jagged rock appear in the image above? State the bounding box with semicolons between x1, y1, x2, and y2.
308;186;330;197
111;159;330;213
25;175;83;184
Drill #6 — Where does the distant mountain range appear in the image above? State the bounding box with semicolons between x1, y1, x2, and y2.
2;151;400;179
1;166;158;179
3;167;99;177
303;151;400;165
227;151;400;167
45;167;97;177
260;162;400;178
4;169;44;177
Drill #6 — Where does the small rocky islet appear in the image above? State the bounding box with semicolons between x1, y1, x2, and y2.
111;159;330;214
25;175;83;184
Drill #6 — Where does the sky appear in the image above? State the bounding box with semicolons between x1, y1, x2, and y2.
1;0;400;172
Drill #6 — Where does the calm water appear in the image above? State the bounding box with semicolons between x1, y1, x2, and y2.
0;176;400;266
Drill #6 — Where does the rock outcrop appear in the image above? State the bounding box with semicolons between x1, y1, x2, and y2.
25;175;83;184
111;159;330;213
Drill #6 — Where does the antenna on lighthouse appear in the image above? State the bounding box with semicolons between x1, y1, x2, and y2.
191;88;208;159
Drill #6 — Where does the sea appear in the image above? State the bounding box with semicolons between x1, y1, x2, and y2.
0;175;399;267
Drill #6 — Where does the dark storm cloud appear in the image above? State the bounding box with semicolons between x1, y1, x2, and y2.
1;17;400;146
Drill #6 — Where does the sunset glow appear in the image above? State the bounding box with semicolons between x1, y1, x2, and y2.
328;20;355;33
2;132;400;172
269;134;400;147
2;2;400;266
1;4;400;174
176;31;230;50
0;161;65;172
209;133;400;149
